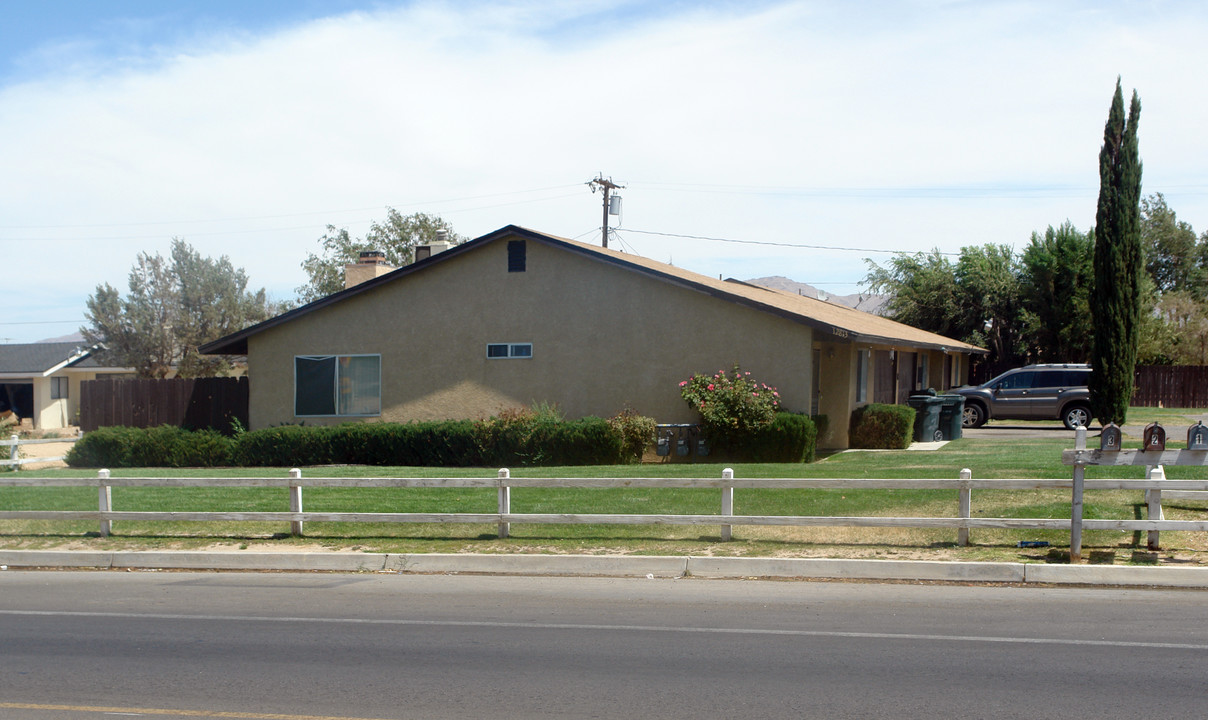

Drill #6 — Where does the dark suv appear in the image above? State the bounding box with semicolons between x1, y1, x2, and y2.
955;364;1093;430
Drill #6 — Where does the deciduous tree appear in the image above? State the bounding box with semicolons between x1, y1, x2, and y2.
296;209;465;302
83;239;276;378
1142;193;1205;296
1019;222;1094;363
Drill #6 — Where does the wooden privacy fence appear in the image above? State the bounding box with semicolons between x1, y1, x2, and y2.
1133;365;1208;408
79;377;248;432
3;450;1207;561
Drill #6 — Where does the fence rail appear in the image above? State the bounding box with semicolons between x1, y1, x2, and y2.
0;433;80;469
3;459;1206;555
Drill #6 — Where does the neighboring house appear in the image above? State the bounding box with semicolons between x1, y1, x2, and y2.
201;226;985;448
0;342;132;429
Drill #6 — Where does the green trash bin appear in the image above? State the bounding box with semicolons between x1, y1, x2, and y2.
937;394;965;440
906;392;943;442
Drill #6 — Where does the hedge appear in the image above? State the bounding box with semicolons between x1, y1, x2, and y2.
705;412;818;463
66;414;653;469
848;403;915;449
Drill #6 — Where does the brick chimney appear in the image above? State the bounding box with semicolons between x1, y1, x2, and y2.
344;250;395;289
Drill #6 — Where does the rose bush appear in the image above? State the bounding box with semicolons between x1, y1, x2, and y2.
679;365;780;447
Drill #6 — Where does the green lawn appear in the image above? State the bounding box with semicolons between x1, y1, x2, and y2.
2;432;1206;567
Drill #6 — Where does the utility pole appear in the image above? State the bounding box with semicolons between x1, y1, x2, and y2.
588;174;624;248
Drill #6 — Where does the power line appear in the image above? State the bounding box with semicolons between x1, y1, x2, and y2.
620;228;960;256
0;182;584;230
0;190;586;243
630;180;1208;199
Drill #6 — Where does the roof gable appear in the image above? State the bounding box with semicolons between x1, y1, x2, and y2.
200;225;984;355
0;342;101;376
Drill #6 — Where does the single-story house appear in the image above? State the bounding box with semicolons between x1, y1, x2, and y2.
201;226;985;448
0;342;131;429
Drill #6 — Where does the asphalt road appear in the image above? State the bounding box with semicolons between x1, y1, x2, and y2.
2;571;1206;719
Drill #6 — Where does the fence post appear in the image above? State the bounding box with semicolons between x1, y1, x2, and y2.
97;469;112;537
289;468;303;537
498;468;511;539
1146;465;1165;551
958;468;972;547
1070;426;1086;563
720;468;734;542
9;434;17;470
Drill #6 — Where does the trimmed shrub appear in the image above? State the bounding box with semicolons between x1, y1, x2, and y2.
744;412;818;463
67;408;657;469
539;416;625;466
66;426;144;467
849;404;915;449
231;424;340;467
66;425;234;468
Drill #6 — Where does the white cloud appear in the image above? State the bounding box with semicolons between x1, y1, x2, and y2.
1;0;1206;342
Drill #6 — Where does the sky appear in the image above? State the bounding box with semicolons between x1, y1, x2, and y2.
2;0;1207;344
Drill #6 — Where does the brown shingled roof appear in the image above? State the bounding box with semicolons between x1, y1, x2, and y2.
537;231;985;354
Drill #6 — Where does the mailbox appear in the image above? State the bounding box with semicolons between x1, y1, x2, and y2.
1142;422;1166;452
1188;422;1208;451
1099;423;1122;451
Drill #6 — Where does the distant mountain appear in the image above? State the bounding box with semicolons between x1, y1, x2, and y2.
37;332;85;343
744;276;886;314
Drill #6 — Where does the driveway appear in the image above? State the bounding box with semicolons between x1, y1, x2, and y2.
963;413;1208;441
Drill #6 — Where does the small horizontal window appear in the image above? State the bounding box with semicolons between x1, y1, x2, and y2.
486;343;532;359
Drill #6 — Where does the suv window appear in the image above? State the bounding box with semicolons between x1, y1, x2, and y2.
1034;371;1070;388
997;371;1034;390
1038;369;1090;387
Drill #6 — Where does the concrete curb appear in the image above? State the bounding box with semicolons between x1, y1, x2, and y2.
684;557;1026;583
2;550;1207;587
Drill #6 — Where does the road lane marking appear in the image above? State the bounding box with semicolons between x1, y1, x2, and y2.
0;704;393;720
2;608;1206;651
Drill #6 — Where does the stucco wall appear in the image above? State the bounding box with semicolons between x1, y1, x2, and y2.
247;235;815;428
814;342;856;448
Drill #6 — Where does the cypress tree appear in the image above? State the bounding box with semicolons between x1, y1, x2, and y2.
1090;78;1142;425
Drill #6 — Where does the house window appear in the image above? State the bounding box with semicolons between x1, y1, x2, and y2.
294;355;381;417
486;343;532;359
507;240;526;272
856;350;869;403
50;377;68;400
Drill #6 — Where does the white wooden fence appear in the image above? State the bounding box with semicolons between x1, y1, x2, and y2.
0;432;81;469
1063;426;1208;562
2;432;1206;562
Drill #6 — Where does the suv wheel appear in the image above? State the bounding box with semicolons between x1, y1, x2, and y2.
1062;404;1092;430
962;403;987;428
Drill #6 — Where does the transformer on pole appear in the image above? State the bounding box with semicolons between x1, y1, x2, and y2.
588;174;624;248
